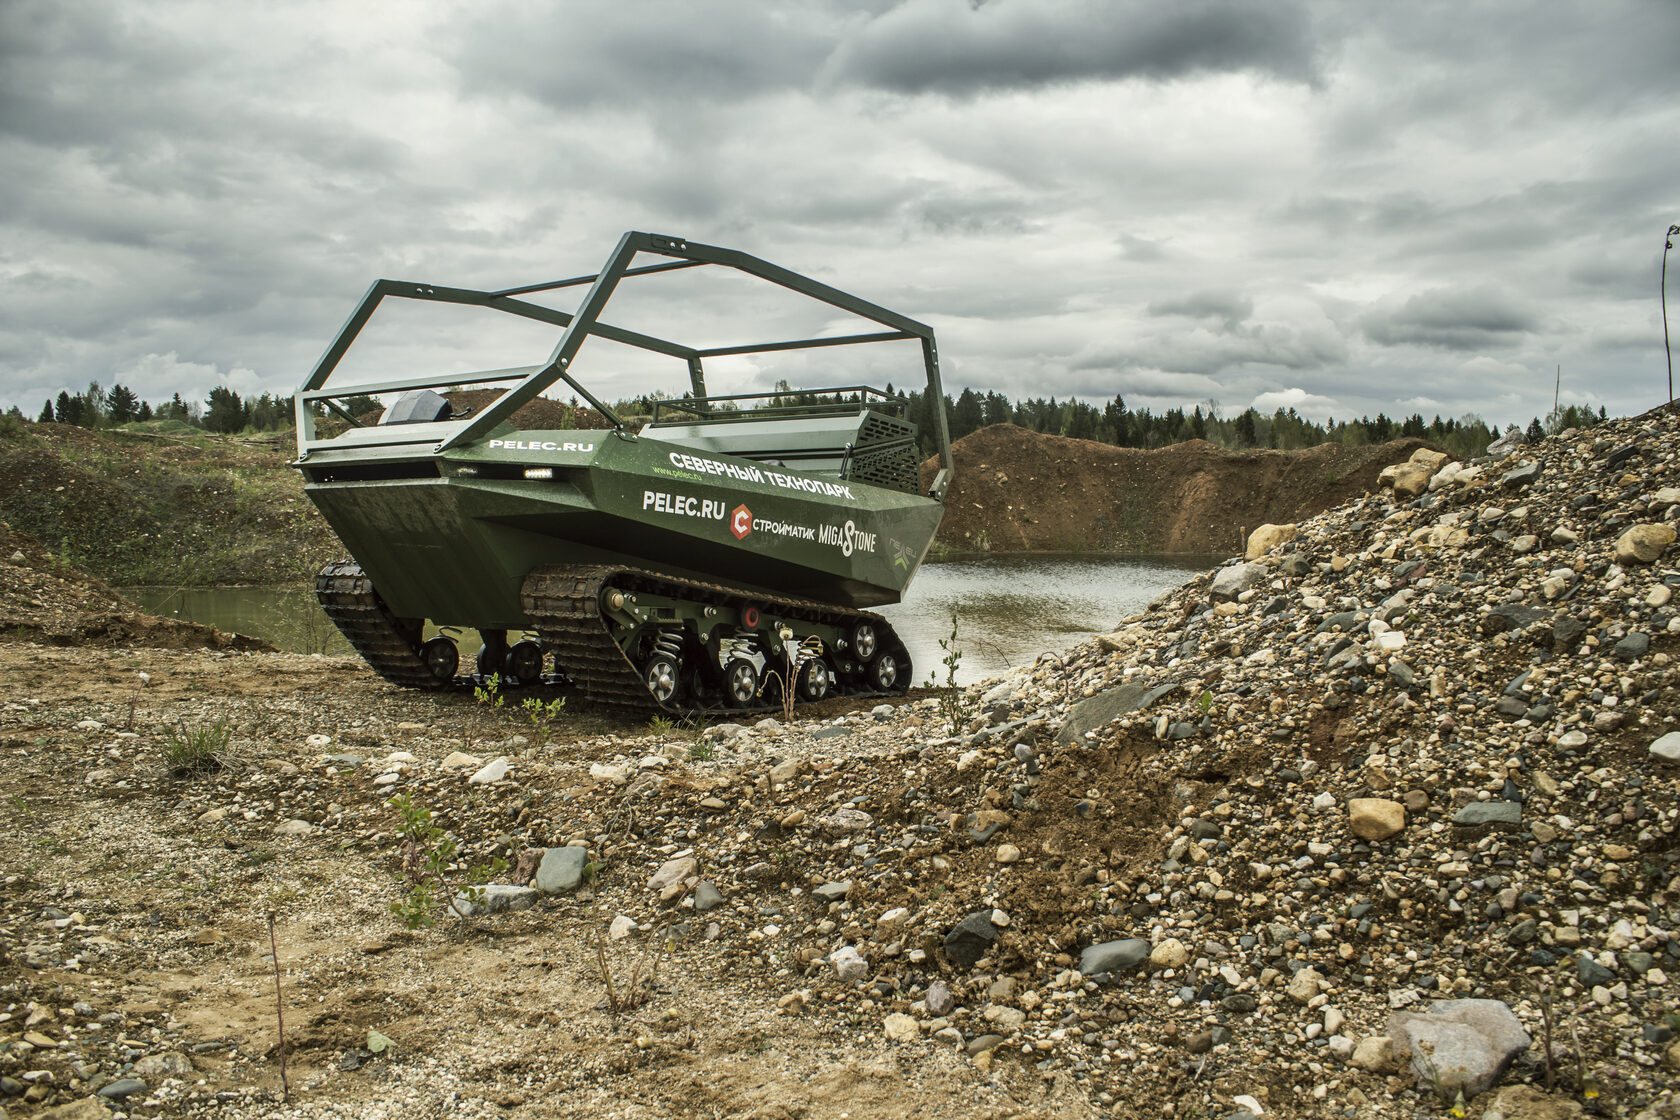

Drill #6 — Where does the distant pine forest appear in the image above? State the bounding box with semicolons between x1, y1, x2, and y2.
19;379;1606;462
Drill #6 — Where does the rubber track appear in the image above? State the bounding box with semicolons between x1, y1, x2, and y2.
315;560;446;690
521;563;909;716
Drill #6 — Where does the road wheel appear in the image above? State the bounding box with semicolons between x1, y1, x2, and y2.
724;659;759;707
868;650;899;691
421;637;459;683
850;622;877;661
643;653;682;706
798;657;832;701
506;639;545;685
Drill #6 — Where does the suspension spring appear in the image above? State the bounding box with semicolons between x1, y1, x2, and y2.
652;629;683;659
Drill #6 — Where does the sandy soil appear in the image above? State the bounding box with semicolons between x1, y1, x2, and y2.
0;644;1089;1120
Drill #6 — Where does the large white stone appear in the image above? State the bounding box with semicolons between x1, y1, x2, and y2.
467;758;509;785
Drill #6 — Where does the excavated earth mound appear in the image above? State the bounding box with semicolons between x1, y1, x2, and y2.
922;425;1435;554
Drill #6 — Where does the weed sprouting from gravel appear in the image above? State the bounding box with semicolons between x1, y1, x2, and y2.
388;793;505;929
473;672;504;709
521;695;566;736
160;717;233;774
928;612;973;733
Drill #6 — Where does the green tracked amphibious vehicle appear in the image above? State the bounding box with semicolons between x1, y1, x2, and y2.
291;232;954;714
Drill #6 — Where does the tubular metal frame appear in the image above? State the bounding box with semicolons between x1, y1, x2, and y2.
292;231;954;499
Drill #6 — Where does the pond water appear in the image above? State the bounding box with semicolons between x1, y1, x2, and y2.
125;554;1210;687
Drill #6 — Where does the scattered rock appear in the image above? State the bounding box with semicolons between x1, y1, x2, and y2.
943;912;1000;968
1389;999;1531;1100
1613;523;1675;563
1210;562;1266;600
535;846;588;894
1245;522;1298;560
1347;798;1406;841
1349;1035;1398;1073
883;1012;918;1042
96;1078;146;1099
449;884;537;916
439;751;482;771
467;758;509;785
1079;938;1149;978
829;945;869;982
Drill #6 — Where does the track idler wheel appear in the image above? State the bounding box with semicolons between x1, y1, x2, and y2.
421;636;459;683
643;653;682;706
724;659;759;708
849;622;878;662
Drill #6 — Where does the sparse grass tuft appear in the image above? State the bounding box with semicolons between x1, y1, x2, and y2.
161;717;233;774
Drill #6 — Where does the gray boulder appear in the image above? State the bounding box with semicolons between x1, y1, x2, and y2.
449;884;538;916
1486;428;1526;460
1055;681;1176;745
943;911;1000;968
1210;562;1266;601
1389;998;1531;1099
1452;802;1522;831
534;846;588;894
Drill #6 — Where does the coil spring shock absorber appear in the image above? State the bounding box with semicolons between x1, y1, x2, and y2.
641;627;686;705
652;629;683;660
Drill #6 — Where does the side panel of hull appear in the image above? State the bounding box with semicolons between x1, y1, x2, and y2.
303;429;943;628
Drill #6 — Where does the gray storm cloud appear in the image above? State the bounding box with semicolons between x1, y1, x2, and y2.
0;0;1675;426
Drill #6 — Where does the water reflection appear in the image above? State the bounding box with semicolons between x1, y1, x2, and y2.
125;554;1210;687
880;554;1209;684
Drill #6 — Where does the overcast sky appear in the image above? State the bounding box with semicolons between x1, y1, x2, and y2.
4;0;1678;429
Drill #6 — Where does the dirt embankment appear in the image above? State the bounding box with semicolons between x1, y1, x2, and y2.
0;520;272;651
3;414;1428;592
922;425;1434;554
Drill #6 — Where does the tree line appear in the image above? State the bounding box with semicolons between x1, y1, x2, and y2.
899;388;1606;461
24;377;1608;457
29;382;299;435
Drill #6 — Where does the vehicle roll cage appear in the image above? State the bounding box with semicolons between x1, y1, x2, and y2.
293;231;953;500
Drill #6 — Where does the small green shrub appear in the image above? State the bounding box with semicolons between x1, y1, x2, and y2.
474;672;504;709
521;695;566;735
928;612;973;733
388;793;504;929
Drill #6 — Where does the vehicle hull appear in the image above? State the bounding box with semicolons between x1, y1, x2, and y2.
302;428;943;630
